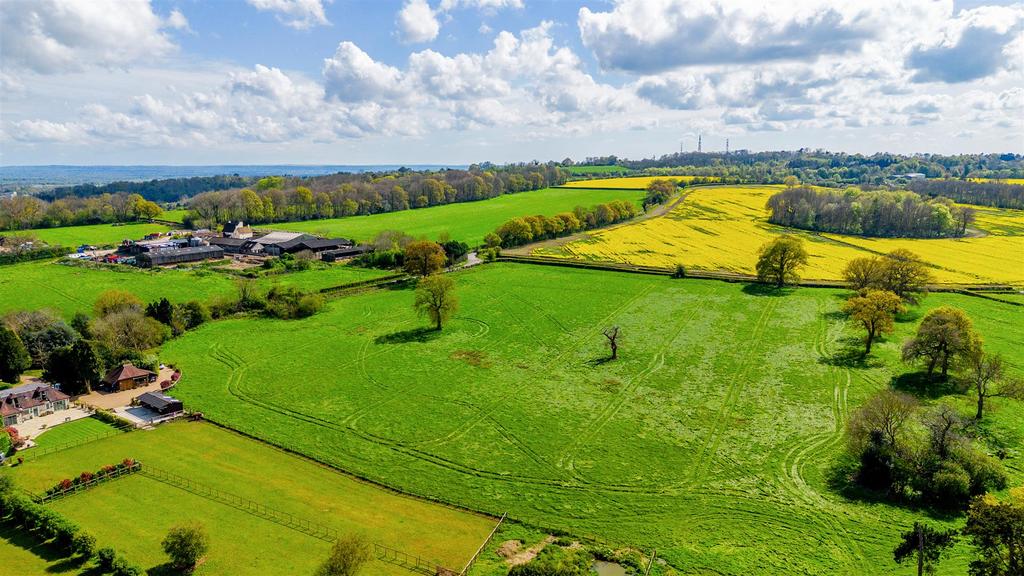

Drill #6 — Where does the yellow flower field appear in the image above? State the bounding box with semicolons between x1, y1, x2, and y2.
970;178;1024;185
560;175;716;189
537;185;1024;285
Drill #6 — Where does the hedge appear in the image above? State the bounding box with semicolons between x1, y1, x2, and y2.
0;246;72;266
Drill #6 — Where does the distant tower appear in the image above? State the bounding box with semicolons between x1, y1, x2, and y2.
726;139;729;154
698;134;702;153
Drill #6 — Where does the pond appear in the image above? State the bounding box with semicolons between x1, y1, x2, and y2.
592;560;627;576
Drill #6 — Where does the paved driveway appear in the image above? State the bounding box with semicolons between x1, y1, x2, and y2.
77;367;176;410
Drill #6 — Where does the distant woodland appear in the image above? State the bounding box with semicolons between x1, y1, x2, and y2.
40;175;254;204
184;165;567;228
908;179;1024;209
766;186;976;238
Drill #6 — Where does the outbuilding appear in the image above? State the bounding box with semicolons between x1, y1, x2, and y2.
136;392;183;415
136;245;224;267
102;364;157;392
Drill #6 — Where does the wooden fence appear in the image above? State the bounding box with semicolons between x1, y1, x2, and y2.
36;462;142;503
459;512;507;575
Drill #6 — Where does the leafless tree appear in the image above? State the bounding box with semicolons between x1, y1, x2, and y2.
602;326;620;360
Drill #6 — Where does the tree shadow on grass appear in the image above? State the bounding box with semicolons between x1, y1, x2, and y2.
374;326;440;344
741;283;794;297
818;344;877;369
145;562;181;576
586;356;616;367
890;371;963;399
0;521;100;575
895;308;922;324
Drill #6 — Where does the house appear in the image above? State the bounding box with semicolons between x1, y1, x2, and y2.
222;221;253;239
136;245;224;267
136;392;183;415
0;384;71;427
102;364;157;392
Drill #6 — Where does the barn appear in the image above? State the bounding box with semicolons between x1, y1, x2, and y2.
137;245;224;267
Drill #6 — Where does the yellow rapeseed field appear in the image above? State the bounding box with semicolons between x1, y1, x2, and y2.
560;175;716;189
538;185;1024;284
970;178;1024;185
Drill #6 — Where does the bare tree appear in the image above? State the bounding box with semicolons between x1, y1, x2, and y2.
965;350;1024;420
602;326;620;360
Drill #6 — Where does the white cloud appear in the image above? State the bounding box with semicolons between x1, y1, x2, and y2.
166;9;190;31
397;0;441;44
906;5;1024;83
246;0;329;29
578;0;938;73
323;42;405;102
396;0;523;43
0;0;180;74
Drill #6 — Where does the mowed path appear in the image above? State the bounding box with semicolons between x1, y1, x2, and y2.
161;263;1024;575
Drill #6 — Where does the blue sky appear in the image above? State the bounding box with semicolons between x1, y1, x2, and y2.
1;0;1021;165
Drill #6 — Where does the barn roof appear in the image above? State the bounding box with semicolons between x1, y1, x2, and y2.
103;364;156;384
137;392;182;411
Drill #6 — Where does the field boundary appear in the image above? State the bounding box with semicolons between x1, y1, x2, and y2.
139;465;454;573
34;461;142;503
459;511;507;576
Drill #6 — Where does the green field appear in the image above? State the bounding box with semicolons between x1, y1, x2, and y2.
6;421;495;575
31;417;123;448
159;263;1024;574
276;186;645;245
160;209;189;223
0;260;390;317
1;222;173;248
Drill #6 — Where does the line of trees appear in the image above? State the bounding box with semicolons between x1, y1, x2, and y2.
489;200;641;248
185;165;568;228
766;186;975;238
1;193;163;231
909;179;1024;209
41;175;254;203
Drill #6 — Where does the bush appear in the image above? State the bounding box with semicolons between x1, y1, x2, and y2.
314;534;372;576
72;531;96;557
162;523;209;569
672;263;686;278
508;545;592;576
928;461;972;508
111;556;143;576
96;547;117;570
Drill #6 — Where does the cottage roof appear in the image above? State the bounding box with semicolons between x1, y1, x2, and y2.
0;384;70;416
103;364;156;384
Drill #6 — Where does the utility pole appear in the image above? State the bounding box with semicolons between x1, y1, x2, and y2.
698;133;702;153
726;138;729;154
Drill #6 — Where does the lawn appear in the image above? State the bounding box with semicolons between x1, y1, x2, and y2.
160;263;1024;575
6;421;495;575
31;417;123;449
541;185;1024;284
1;222;173;248
0;260;390;318
275;186;645;245
160;209;189;223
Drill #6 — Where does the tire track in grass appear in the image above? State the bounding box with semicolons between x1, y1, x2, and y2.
690;297;778;483
556;286;711;478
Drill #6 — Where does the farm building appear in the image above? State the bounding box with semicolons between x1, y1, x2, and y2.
102;364;158;392
208;237;248;254
136;392;183;415
0;383;71;427
321;245;372;262
137;245;224;267
222;220;254;239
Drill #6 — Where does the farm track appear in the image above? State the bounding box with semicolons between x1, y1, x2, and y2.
689;297;779;483
556;286;712;479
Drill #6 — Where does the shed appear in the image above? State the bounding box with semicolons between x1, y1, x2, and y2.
321;246;372;262
137;392;183;415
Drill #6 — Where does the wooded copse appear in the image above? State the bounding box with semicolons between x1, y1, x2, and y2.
490;200;640;248
766;186;976;238
0;193;163;232
184;165;568;228
909;179;1024;209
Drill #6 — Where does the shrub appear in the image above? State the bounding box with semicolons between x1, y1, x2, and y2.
926;462;972;509
162;522;209;569
111;556;143;576
72;531;97;557
672;263;686;278
508;545;591;576
97;547;117;571
314;534;372;576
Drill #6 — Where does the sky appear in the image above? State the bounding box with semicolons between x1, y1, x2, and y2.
0;0;1022;166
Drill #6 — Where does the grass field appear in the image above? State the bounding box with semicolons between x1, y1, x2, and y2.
1;222;173;248
31;417;123;448
0;260;390;317
275;186;645;245
559;176;716;189
160;209;189;223
541;185;1024;284
6;421;495;575
160;263;1024;575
